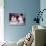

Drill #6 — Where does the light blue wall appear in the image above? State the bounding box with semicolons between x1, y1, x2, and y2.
40;0;46;27
40;0;46;44
4;0;40;42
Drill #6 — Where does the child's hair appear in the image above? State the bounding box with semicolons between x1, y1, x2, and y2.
9;13;15;21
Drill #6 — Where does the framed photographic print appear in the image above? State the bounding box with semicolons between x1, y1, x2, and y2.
9;13;25;25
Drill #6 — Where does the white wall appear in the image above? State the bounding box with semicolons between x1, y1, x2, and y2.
0;8;4;42
0;0;4;42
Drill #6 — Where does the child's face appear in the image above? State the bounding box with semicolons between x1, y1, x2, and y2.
11;16;14;21
11;16;17;22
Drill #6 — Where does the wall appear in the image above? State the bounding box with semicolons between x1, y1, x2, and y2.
4;0;40;42
40;0;46;27
0;0;4;42
40;0;46;45
0;8;4;42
